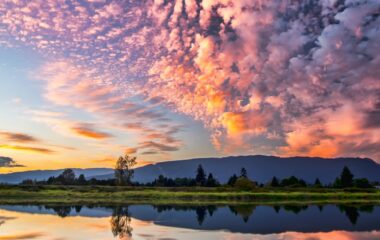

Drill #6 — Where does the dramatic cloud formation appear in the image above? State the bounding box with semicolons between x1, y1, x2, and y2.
0;0;379;160
0;156;24;167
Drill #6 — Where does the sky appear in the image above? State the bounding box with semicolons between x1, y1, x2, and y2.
0;0;379;172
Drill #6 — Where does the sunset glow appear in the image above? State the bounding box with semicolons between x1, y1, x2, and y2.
0;0;379;172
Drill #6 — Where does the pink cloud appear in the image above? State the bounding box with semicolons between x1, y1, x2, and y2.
1;0;379;160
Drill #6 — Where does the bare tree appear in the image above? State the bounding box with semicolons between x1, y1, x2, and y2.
115;155;137;186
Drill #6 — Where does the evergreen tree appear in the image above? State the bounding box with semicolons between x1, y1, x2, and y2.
240;167;248;178
195;164;206;186
314;178;322;187
206;173;218;187
270;177;279;187
340;166;354;188
227;174;238;186
77;174;87;185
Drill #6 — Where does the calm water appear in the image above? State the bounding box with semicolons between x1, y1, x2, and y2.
0;204;379;240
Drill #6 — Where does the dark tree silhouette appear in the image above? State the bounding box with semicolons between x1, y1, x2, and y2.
273;205;281;213
58;169;76;185
340;166;354;188
283;205;308;214
195;164;206;186
207;205;217;217
195;206;207;225
317;205;324;212
229;205;255;222
270;177;279;187
115;154;137;186
51;206;72;218
77;174;86;185
240;167;248;178
339;205;359;225
206;173;219;187
314;178;322;187
227;174;238;186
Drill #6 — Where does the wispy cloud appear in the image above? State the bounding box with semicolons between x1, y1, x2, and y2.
0;156;25;167
0;131;39;143
0;145;54;154
71;123;113;140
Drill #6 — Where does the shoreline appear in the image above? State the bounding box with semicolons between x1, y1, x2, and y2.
1;185;380;205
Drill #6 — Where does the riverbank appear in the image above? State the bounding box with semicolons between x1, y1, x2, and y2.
0;185;379;205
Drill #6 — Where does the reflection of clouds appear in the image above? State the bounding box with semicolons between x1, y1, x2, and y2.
1;206;380;240
0;216;16;227
0;232;45;240
222;231;380;240
279;231;380;240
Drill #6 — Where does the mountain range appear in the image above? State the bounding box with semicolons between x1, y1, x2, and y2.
1;155;380;184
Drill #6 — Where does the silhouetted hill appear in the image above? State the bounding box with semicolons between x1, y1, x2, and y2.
0;168;113;184
95;155;380;184
1;156;379;184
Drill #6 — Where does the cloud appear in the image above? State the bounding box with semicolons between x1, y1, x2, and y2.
71;123;113;140
0;145;54;154
0;131;39;143
1;0;379;160
139;141;179;152
125;147;137;154
0;156;25;167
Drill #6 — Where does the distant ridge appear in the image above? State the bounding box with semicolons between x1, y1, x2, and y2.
0;168;113;184
124;155;380;184
1;156;379;184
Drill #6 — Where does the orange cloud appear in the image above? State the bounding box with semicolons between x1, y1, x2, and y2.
0;131;39;143
0;233;45;240
221;112;267;136
71;124;113;140
0;145;55;154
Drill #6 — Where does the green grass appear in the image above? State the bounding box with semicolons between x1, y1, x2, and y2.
0;185;379;205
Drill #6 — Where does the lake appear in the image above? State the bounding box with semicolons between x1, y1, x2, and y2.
0;204;379;239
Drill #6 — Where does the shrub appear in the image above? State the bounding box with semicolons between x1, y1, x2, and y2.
234;177;256;191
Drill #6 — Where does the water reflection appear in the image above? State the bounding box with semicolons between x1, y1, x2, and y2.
111;206;133;239
0;203;379;240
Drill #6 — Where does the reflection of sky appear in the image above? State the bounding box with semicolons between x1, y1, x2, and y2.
1;207;380;240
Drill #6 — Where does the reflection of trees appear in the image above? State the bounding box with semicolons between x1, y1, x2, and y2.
229;205;256;222
153;205;219;226
273;205;281;213
359;205;374;213
195;207;207;225
317;205;324;212
43;205;84;218
283;205;308;214
74;205;82;213
207;205;217;217
43;206;73;218
111;206;133;239
339;205;360;225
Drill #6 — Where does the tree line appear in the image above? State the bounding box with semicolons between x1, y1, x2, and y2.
20;154;375;189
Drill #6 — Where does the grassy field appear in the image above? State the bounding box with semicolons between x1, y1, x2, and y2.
0;185;380;205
